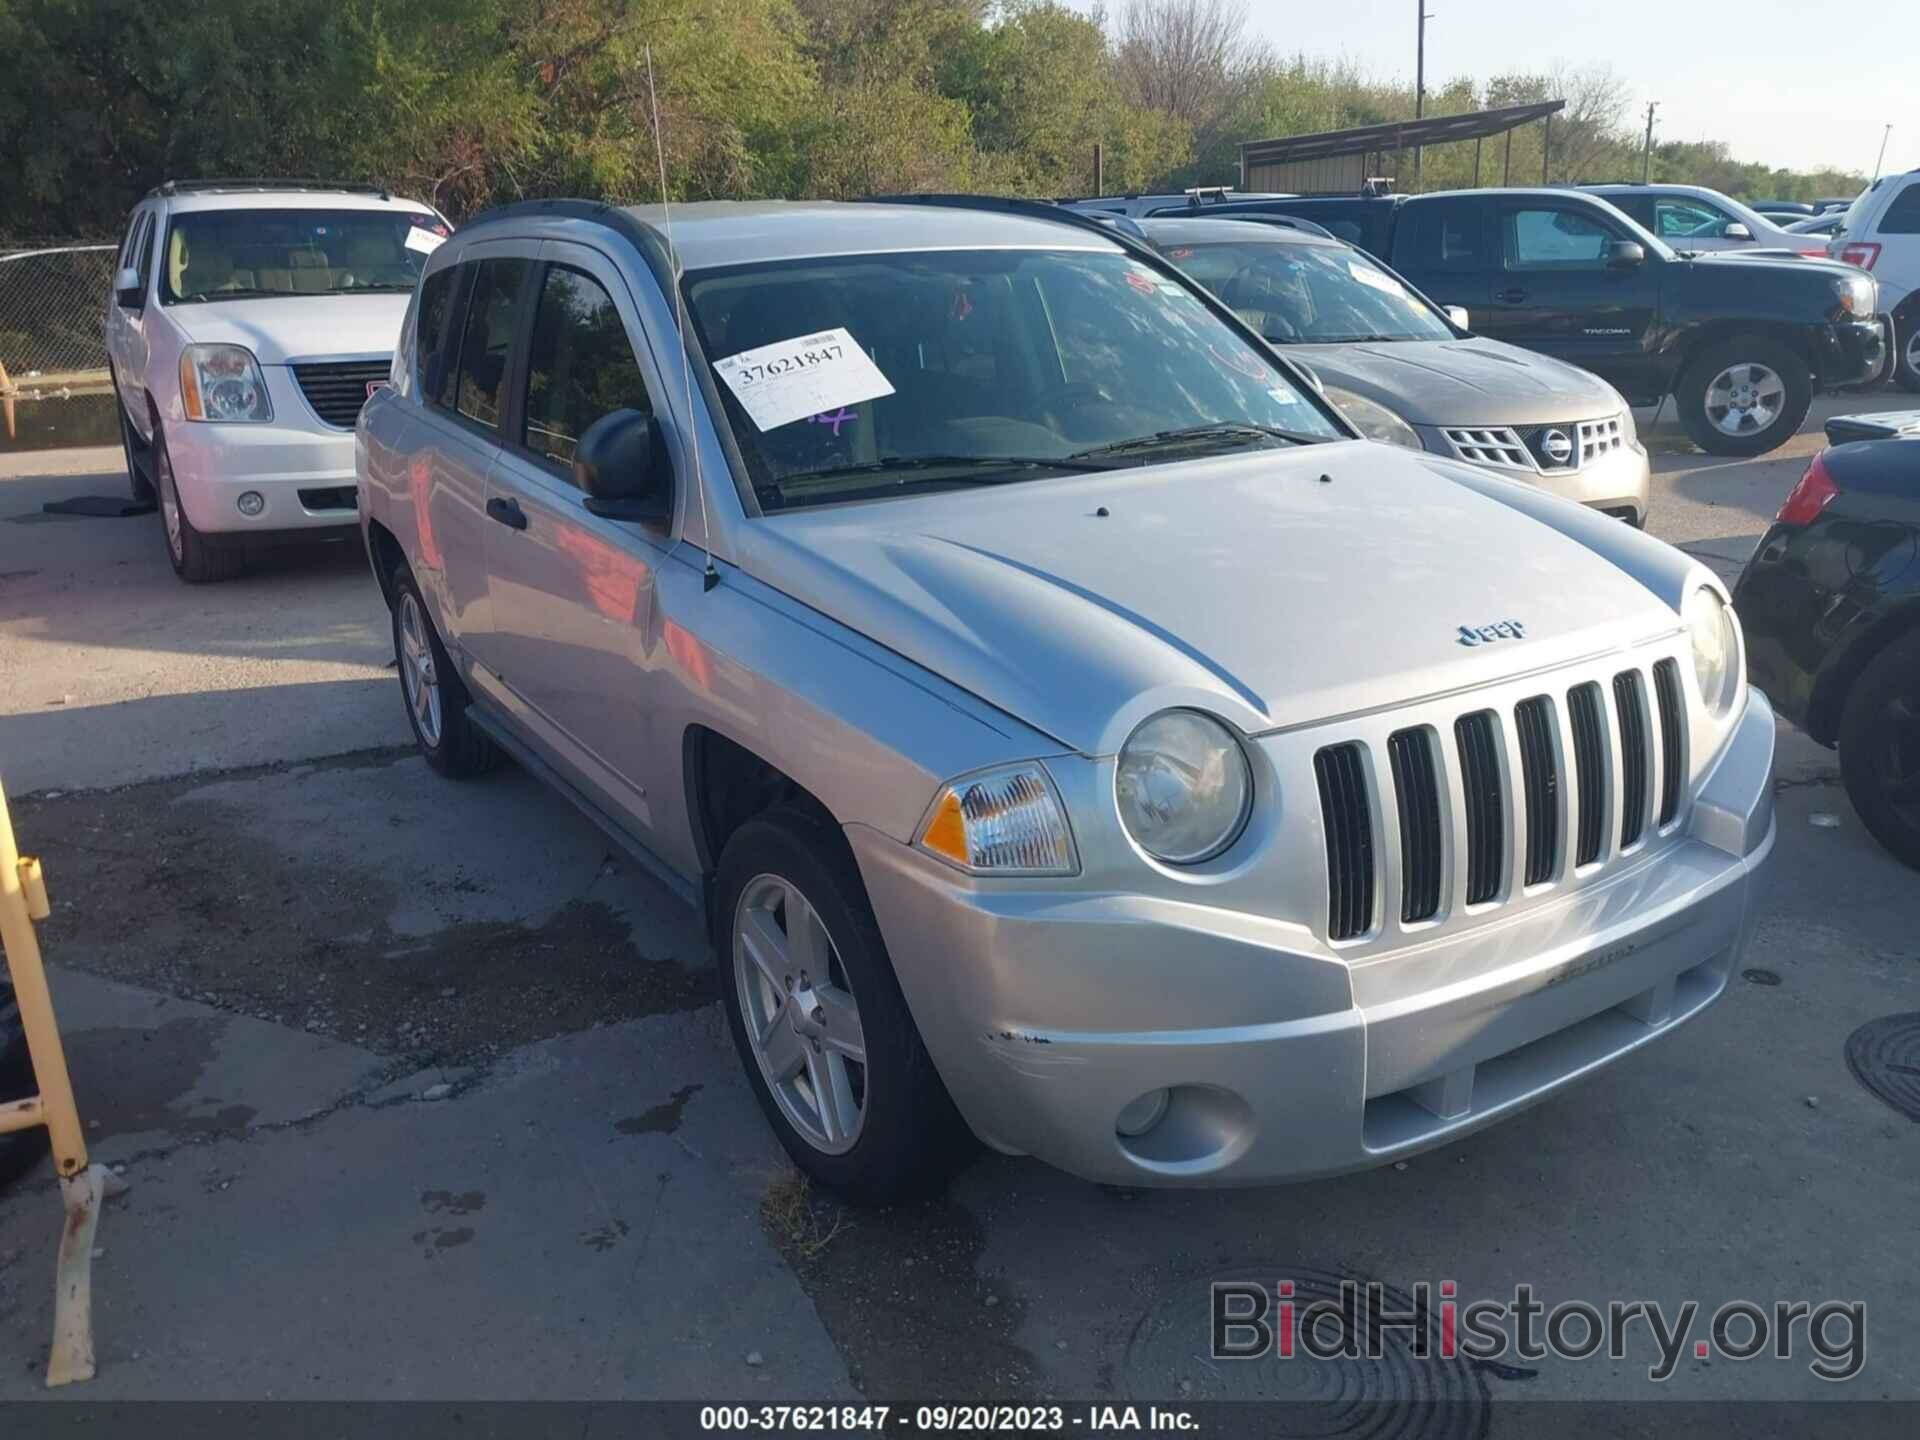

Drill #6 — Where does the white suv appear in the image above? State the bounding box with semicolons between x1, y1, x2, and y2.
105;180;448;581
1829;169;1920;392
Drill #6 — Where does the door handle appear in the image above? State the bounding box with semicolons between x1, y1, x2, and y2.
486;496;528;531
1497;287;1528;305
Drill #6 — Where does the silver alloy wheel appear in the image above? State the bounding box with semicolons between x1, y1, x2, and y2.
156;444;184;562
397;592;443;747
1703;362;1786;438
733;873;868;1155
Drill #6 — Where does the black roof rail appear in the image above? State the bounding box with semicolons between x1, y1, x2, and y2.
151;177;393;200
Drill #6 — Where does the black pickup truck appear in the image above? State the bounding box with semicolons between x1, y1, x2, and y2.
1198;188;1890;456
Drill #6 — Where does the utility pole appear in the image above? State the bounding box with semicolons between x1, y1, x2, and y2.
1414;3;1434;190
1642;102;1659;184
1873;124;1892;181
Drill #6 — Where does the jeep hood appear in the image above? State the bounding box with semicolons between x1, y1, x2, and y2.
741;441;1680;756
168;293;411;365
1291;337;1622;427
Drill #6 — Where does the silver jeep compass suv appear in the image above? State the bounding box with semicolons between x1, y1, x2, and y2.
358;196;1775;1203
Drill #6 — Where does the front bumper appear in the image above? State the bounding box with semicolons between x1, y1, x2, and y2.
852;686;1775;1186
164;365;361;536
1415;427;1651;525
1811;314;1892;390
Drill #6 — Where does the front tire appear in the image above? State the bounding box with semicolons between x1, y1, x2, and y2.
1892;309;1920;395
153;419;245;582
388;562;500;778
718;807;974;1205
1838;629;1920;871
1676;337;1812;457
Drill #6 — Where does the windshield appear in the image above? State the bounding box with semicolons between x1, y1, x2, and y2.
1157;240;1454;344
683;248;1343;511
160;208;447;303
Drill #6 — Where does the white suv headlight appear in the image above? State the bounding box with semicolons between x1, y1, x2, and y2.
1116;711;1253;864
179;344;273;423
916;763;1077;875
1684;585;1741;717
1321;385;1422;450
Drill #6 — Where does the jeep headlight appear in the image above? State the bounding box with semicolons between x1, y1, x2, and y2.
1321;385;1422;450
1684;586;1741;717
179;344;273;423
1116;711;1253;865
916;763;1076;875
1833;272;1877;317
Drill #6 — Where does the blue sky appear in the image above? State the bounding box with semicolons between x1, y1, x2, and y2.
1078;1;1916;177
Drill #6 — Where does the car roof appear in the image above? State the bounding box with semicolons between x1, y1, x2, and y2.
1135;217;1340;248
615;200;1121;270
157;189;436;216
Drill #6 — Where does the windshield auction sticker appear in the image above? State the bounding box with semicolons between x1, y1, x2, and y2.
714;327;896;432
404;227;446;255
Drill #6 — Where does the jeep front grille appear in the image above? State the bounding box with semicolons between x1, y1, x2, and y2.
292;359;390;429
1315;743;1376;941
1614;670;1652;849
1653;659;1686;826
1454;710;1505;904
1312;654;1688;943
1514;696;1560;886
1388;729;1443;923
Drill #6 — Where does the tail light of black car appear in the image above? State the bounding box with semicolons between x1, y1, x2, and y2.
1776;451;1839;528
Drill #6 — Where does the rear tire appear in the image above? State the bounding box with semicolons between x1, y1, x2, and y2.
717;806;975;1205
1892;308;1920;394
389;561;501;778
1676;337;1812;457
153;419;245;583
1838;629;1920;871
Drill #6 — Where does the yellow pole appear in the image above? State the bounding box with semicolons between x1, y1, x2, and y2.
0;773;125;1385
0;776;86;1176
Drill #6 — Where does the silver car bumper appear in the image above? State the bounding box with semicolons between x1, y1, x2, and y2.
850;685;1774;1187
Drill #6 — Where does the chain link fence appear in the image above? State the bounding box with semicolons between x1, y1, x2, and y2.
0;243;117;398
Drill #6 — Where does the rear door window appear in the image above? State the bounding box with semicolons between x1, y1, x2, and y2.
449;258;529;431
1876;181;1920;235
1403;202;1487;272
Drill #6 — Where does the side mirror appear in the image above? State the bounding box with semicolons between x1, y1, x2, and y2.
574;408;672;524
1292;361;1325;395
113;266;144;309
1606;241;1647;270
1445;305;1471;330
1723;222;1752;241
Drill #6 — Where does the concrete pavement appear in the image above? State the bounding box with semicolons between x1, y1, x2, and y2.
2;396;1917;1409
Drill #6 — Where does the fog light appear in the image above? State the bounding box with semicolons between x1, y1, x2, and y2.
236;491;265;517
1115;1087;1171;1138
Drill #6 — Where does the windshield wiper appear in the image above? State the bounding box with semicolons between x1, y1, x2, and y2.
174;288;289;303
789;453;1118;485
1068;423;1323;459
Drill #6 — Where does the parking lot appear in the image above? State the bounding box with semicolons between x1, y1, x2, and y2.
0;395;1915;1410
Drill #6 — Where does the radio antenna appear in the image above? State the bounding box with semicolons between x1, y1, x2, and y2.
646;45;718;592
